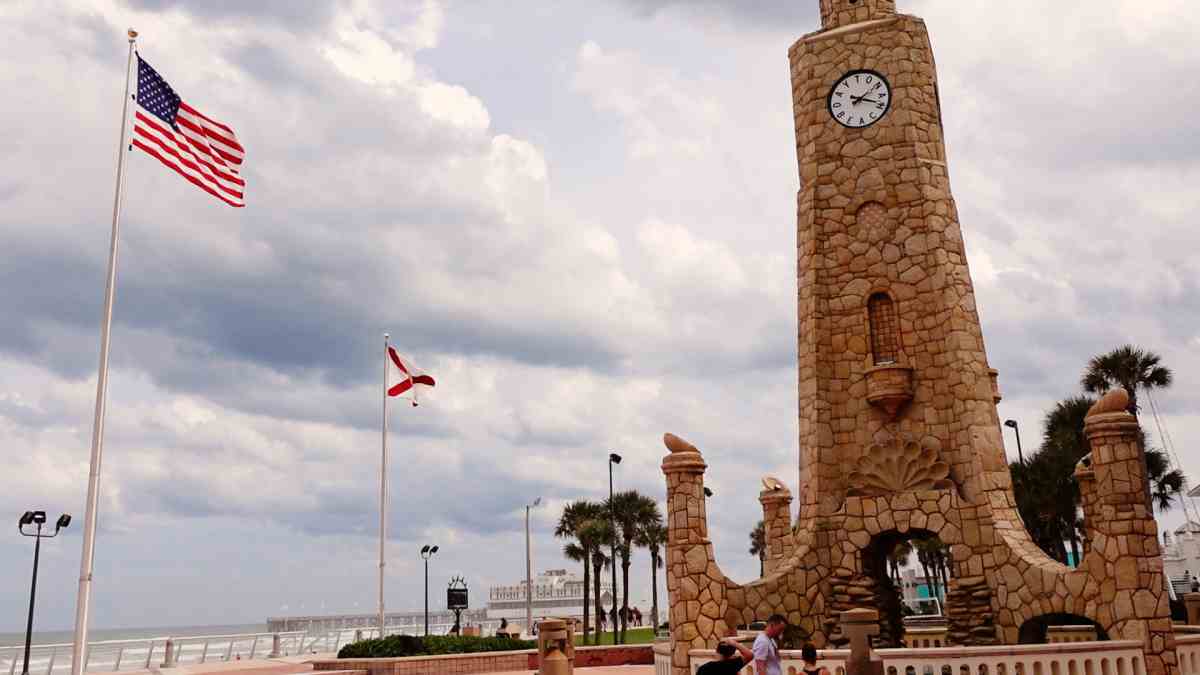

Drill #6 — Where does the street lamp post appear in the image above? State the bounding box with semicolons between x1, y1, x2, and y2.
420;545;438;636
1004;419;1024;464
19;511;71;675
525;497;541;637
607;452;621;643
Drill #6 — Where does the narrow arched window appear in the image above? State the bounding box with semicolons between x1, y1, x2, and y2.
868;292;899;365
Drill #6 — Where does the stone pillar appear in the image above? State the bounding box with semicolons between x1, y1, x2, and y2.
662;433;728;675
1074;454;1097;556
1084;390;1178;675
818;0;896;29
536;618;573;675
840;608;882;675
1184;594;1200;626
759;477;794;575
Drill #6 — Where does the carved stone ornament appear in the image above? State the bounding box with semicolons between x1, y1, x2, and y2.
864;363;914;418
847;437;952;497
762;476;786;491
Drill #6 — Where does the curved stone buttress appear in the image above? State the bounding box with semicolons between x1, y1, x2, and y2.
663;390;1179;675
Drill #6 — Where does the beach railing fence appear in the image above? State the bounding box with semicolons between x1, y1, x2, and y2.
0;630;309;675
0;620;516;675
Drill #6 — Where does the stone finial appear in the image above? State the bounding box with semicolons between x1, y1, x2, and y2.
819;0;898;30
664;433;698;454
761;475;790;495
1086;388;1130;417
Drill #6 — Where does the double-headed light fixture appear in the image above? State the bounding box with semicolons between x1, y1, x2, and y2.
420;544;439;635
19;511;71;675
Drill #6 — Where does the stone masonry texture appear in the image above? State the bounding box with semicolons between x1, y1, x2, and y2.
660;3;1182;675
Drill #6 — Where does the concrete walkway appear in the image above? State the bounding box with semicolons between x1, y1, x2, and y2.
88;653;331;675
90;655;654;675
492;662;652;667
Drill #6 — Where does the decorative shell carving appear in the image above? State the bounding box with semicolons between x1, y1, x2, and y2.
1087;389;1130;417
664;433;698;454
847;438;952;497
761;476;786;491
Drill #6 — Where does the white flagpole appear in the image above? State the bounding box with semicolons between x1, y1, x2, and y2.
71;28;138;675
379;333;390;637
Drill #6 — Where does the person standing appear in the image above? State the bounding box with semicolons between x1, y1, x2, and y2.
697;637;755;675
800;643;830;675
753;615;787;675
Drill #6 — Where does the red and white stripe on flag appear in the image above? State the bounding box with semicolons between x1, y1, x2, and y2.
131;54;245;207
387;346;435;406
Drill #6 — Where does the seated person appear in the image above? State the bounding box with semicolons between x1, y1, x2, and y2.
697;637;755;675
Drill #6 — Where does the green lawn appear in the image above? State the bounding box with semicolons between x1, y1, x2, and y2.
574;627;657;646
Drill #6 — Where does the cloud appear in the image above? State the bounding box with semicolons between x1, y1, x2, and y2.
2;0;1198;633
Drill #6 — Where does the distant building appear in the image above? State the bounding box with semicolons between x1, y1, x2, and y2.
1163;521;1200;597
486;569;615;623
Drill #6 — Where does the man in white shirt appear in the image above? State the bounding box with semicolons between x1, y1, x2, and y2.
752;614;788;675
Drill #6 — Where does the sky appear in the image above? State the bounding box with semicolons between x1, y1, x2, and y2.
1;0;1199;633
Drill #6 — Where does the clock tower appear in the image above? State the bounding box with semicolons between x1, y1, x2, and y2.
791;0;1008;522
660;3;1180;674
791;0;1011;645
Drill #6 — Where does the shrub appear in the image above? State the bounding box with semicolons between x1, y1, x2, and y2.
337;634;535;659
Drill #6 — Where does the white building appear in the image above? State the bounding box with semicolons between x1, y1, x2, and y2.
487;569;615;623
1163;521;1200;597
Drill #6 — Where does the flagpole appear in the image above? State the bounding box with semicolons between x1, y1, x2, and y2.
379;333;390;637
71;28;138;675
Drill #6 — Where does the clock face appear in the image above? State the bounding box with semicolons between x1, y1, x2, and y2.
827;69;892;129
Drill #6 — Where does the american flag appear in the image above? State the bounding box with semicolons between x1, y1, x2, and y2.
131;54;245;207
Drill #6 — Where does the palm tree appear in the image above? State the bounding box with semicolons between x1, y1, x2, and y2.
556;500;600;644
636;520;668;630
1080;344;1172;416
606;490;660;644
914;538;943;601
1082;345;1173;511
1011;388;1186;564
1146;447;1186;511
887;540;912;586
588;532;613;644
749;520;766;576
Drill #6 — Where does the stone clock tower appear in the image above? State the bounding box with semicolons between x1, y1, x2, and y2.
660;2;1180;675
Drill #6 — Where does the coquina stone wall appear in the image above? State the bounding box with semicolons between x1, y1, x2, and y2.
661;2;1180;675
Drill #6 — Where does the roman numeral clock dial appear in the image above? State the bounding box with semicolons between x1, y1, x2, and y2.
828;69;891;129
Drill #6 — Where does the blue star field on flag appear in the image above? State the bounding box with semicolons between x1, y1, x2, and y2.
136;55;181;129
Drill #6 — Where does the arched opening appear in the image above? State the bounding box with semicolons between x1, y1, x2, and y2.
867;292;900;365
862;529;951;647
1017;614;1108;644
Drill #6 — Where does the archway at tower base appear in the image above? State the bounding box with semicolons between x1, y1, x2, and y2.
863;528;951;647
1018;614;1108;645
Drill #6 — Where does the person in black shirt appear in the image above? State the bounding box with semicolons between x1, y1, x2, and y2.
697;637;755;675
800;643;831;675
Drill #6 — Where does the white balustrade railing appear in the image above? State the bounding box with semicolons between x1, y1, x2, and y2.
1177;633;1200;675
875;640;1146;675
0;619;521;675
690;646;851;675
0;631;311;675
684;640;1153;675
654;639;671;675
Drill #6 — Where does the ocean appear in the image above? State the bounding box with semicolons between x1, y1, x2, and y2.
0;624;267;650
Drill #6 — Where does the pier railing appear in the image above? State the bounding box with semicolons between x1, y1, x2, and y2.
0;620;514;675
0;630;317;675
